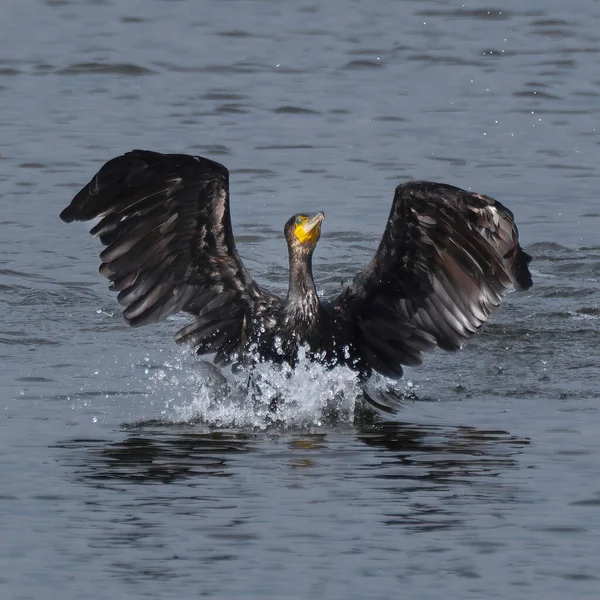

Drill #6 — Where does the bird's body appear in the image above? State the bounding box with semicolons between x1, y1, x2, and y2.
61;150;532;380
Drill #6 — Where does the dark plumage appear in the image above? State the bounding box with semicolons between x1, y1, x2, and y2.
61;150;532;379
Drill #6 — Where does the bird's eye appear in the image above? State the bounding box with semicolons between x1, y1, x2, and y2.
295;217;303;225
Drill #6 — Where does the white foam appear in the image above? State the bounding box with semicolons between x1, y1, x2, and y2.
149;347;365;429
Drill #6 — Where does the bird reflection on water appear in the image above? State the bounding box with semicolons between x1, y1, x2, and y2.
57;421;529;489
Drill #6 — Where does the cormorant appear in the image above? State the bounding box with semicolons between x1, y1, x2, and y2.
60;150;532;380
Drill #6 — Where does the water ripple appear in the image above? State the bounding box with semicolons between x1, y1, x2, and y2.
56;62;155;76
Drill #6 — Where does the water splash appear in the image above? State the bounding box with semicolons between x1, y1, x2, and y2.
147;348;417;429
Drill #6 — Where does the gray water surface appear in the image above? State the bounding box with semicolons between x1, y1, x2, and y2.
1;0;600;598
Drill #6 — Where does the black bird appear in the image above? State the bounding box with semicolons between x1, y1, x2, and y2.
61;150;532;380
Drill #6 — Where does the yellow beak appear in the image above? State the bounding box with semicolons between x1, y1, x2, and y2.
295;212;325;244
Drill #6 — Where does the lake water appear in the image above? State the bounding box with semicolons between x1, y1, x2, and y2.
1;0;600;598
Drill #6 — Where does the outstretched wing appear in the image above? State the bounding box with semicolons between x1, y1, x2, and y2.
332;181;532;378
61;150;279;362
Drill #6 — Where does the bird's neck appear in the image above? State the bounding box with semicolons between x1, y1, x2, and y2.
285;253;320;323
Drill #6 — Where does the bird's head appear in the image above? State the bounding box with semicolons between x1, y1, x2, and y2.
284;212;325;255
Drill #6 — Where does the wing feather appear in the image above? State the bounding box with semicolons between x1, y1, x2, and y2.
332;181;532;377
61;150;280;357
